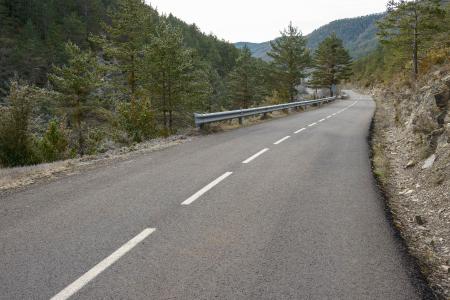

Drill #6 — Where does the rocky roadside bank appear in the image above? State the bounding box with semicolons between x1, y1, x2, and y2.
370;68;450;299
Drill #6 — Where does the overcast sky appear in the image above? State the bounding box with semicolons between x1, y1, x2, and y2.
146;0;388;43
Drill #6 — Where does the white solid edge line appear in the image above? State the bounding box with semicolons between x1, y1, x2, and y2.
273;136;291;145
181;172;233;205
242;148;269;164
294;128;306;134
308;122;317;127
50;228;156;300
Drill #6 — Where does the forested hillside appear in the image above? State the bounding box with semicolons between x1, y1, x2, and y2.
234;41;272;61
307;13;384;58
0;0;253;167
235;13;384;60
0;0;239;101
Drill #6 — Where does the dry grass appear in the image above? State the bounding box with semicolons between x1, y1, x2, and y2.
0;135;190;192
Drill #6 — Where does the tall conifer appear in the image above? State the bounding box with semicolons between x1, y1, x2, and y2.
268;23;310;102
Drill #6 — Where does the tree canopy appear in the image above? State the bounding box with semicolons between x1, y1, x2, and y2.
377;0;445;78
268;23;310;102
310;33;353;96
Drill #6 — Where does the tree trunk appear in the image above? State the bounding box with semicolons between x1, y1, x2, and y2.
413;6;419;80
330;86;334;97
130;54;136;104
75;96;84;156
162;71;167;129
167;74;173;132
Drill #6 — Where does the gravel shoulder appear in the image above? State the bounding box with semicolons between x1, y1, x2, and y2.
0;135;192;194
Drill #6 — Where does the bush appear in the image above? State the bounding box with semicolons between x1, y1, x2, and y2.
117;97;156;143
0;81;42;167
38;120;69;162
85;127;108;155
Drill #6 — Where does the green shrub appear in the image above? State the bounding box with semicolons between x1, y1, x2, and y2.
117;97;156;143
38;120;69;162
85;128;108;155
0;81;42;167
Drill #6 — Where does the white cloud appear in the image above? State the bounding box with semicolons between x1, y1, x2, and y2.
146;0;387;42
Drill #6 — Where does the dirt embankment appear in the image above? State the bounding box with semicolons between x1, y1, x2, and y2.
371;68;450;299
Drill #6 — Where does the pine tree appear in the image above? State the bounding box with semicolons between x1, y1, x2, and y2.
310;33;353;96
38;119;69;162
143;20;211;132
268;22;310;102
227;47;267;109
377;0;445;79
49;42;103;156
90;0;154;103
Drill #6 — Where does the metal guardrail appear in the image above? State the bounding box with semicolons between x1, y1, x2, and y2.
194;96;338;128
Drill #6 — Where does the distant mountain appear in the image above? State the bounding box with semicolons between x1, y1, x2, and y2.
234;41;272;61
235;13;385;61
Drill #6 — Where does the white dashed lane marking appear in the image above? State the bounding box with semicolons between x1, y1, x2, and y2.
182;172;233;205
274;136;291;145
242;148;269;164
51;228;156;300
295;128;306;134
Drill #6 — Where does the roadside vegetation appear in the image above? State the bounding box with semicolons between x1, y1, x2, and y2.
0;0;352;168
353;0;450;85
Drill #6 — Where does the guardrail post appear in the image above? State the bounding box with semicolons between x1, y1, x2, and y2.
238;117;243;125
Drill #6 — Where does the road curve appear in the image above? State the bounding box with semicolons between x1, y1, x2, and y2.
0;91;430;299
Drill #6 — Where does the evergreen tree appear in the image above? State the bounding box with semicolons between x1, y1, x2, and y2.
268;22;310;102
310;33;353;96
91;0;154;103
12;20;48;86
116;96;156;142
38;119;69;162
143;20;211;132
227;47;267;109
377;0;444;79
49;42;103;156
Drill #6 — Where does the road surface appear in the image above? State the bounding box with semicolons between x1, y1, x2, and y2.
0;91;430;299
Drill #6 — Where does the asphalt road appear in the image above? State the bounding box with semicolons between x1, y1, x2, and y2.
0;91;430;299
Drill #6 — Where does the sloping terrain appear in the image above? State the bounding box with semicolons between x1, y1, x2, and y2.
236;13;384;61
371;68;450;299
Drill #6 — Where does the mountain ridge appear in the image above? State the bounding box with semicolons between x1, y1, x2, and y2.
235;13;385;61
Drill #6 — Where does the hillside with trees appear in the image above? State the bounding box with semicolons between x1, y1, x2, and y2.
235;13;385;61
0;0;252;166
0;0;240;102
353;0;449;85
